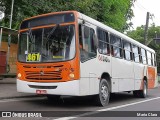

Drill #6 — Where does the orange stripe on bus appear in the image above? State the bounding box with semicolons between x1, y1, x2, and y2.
147;67;156;89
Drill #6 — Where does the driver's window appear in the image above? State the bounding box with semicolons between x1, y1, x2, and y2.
79;25;97;62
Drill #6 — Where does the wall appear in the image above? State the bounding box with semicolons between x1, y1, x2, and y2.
0;42;18;73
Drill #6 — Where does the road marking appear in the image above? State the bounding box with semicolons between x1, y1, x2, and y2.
54;96;160;120
98;96;160;111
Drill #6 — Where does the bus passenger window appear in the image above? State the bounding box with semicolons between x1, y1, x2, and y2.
110;34;122;58
147;51;152;66
141;48;147;64
123;40;132;61
79;25;97;62
138;47;142;63
97;28;110;55
154;54;157;66
151;53;154;66
132;45;140;63
152;53;157;66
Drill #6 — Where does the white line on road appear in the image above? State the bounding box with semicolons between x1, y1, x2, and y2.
54;96;160;120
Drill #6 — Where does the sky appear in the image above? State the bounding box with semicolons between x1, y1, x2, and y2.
132;0;160;29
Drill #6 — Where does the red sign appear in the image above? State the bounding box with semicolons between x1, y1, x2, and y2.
36;90;47;94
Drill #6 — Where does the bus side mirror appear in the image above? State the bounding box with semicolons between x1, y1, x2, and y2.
84;26;90;39
93;33;98;48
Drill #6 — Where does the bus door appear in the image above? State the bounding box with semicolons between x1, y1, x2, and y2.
79;23;98;95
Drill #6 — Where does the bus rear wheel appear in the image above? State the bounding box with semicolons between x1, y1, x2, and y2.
133;80;147;98
94;79;110;107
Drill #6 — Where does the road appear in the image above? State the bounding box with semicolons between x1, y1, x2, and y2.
0;79;160;120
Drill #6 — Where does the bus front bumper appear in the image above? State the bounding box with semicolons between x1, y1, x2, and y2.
17;79;80;96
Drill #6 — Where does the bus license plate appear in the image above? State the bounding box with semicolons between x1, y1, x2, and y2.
36;90;47;94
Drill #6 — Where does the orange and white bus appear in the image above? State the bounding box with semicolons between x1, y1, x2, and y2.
17;11;158;106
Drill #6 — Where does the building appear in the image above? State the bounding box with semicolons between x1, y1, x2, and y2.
0;26;18;75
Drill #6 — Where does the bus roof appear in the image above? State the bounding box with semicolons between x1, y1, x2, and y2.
22;11;77;22
77;12;155;53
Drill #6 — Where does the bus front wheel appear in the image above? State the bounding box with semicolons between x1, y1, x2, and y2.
94;79;110;107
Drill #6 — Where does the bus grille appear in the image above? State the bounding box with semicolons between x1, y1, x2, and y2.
23;65;63;81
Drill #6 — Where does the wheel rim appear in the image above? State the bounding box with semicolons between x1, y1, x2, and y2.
143;82;147;95
101;83;109;102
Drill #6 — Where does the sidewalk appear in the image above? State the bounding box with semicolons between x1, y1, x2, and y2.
0;78;39;99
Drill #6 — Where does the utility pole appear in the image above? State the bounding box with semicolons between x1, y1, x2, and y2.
144;12;150;45
155;31;157;44
9;0;14;29
6;0;14;73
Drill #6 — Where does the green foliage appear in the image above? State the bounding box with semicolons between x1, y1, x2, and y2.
127;24;160;45
127;26;145;43
97;0;131;31
0;0;135;32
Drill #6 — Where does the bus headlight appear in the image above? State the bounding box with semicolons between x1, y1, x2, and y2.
69;73;74;79
17;73;22;78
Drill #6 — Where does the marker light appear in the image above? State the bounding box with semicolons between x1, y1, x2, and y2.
69;73;75;79
17;73;21;78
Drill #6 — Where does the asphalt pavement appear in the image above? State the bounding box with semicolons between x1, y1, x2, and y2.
0;78;38;99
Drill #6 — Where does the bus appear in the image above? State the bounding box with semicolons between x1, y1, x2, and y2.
17;11;158;106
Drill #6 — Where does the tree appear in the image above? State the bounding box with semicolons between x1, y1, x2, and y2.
0;0;135;31
95;0;135;31
127;26;145;43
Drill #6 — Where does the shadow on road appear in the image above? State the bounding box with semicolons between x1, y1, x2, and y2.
25;92;141;109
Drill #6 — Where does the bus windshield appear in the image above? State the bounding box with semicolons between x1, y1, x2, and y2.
18;24;75;62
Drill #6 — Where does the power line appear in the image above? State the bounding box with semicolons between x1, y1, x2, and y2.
134;1;155;17
134;1;148;12
133;1;156;26
135;1;156;22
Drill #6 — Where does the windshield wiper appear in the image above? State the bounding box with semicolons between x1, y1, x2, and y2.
28;28;35;44
46;24;59;43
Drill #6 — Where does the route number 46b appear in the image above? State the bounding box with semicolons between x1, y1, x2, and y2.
26;53;41;62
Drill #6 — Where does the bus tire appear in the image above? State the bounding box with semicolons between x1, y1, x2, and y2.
133;80;147;98
47;95;61;102
94;79;110;107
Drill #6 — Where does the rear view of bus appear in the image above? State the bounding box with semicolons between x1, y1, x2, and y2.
17;11;81;98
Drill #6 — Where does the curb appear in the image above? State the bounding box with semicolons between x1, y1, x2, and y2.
0;95;44;100
0;78;16;84
0;82;16;84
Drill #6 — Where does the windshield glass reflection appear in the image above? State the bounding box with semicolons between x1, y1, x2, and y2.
18;25;75;62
